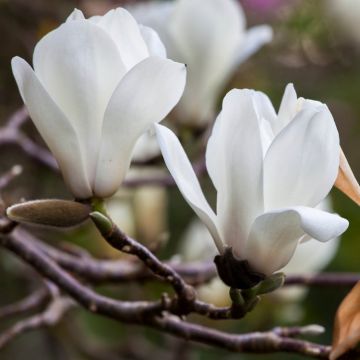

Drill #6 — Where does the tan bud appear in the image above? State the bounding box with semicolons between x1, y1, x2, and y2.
7;199;90;227
331;282;360;360
335;149;360;206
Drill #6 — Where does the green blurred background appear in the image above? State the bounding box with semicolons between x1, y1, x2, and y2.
0;0;359;359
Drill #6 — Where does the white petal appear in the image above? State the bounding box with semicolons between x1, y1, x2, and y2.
252;91;276;154
66;8;85;22
253;91;277;124
140;25;167;58
276;83;298;133
128;1;175;37
132;130;161;163
11;57;92;199
245;206;348;275
206;89;264;253
95;8;149;70
234;25;273;66
33;20;126;186
155;124;224;252
264;105;340;210
94;57;186;198
283;237;340;274
170;0;244;123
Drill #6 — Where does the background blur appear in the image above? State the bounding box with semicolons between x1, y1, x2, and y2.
0;0;359;359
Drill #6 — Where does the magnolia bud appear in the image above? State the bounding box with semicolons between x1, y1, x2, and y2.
7;199;90;227
335;149;360;206
255;272;286;295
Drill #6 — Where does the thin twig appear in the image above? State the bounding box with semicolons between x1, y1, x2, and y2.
0;127;58;170
284;273;360;287
6;106;28;130
94;221;196;311
0;296;74;349
0;287;50;320
0;232;167;321
148;316;331;358
18;228;360;288
0;165;23;191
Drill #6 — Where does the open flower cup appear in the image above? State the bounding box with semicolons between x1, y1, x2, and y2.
11;8;186;200
156;84;349;289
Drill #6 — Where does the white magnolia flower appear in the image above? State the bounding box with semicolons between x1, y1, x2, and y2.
155;84;349;277
11;8;186;199
129;0;273;125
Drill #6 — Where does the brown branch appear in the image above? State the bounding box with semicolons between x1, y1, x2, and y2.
5;106;28;130
20;228;215;285
0;165;23;191
0;126;58;170
0;233;166;322
149;316;331;358
16;228;360;289
0;225;329;358
0;232;331;358
93;219;196;311
0;295;74;349
284;273;360;287
0;287;50;320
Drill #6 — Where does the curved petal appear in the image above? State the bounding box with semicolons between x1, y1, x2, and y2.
206;89;264;254
132;130;161;163
155;124;224;252
94;57;186;198
95;8;149;70
264;105;340;210
275;83;297;133
245;206;348;275
170;0;244;122
128;1;175;39
11;57;92;199
33;20;126;185
66;8;85;22
234;25;273;67
140;25;167;58
252;91;276;154
283;237;340;274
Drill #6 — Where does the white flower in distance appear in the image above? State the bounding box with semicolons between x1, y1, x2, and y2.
129;0;272;125
155;84;349;280
11;8;186;199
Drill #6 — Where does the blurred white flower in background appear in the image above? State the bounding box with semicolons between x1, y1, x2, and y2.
129;0;273;126
327;0;360;45
12;7;186;199
156;84;348;278
104;168;169;257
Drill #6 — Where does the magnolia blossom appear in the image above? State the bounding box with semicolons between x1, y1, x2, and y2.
11;8;186;199
181;198;340;302
129;0;273;125
156;84;349;276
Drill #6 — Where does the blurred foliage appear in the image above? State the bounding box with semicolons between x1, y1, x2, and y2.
0;0;359;359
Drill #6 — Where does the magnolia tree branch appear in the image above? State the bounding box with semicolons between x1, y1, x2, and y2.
17;229;360;288
0;222;333;358
0;287;50;321
0;291;74;349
